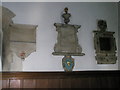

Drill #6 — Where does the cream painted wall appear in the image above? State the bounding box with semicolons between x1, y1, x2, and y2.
2;2;118;71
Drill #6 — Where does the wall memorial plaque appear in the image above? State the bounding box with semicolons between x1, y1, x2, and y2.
52;7;85;71
93;20;117;64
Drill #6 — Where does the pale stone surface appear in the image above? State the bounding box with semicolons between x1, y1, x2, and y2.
8;52;23;71
9;24;37;59
10;24;36;42
2;6;37;71
3;24;37;71
10;42;36;59
53;23;84;56
2;6;15;71
2;6;15;31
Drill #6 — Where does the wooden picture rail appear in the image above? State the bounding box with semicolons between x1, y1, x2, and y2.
2;71;120;88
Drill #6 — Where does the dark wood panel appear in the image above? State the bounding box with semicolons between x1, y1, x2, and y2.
48;79;60;88
9;79;21;88
60;79;71;88
89;77;101;88
36;79;48;88
99;77;110;88
23;79;36;88
2;79;9;88
106;76;120;88
71;78;90;88
2;71;120;79
2;71;120;88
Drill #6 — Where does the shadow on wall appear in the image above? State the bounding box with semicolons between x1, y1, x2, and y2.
0;4;2;90
0;30;2;71
0;5;2;71
118;2;120;70
0;30;2;89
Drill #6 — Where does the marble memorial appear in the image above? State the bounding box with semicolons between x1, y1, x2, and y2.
52;8;85;56
52;8;85;71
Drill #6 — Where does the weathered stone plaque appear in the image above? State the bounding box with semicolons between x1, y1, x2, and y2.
52;8;85;56
93;20;117;64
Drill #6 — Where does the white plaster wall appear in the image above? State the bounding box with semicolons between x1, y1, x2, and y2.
2;2;118;71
